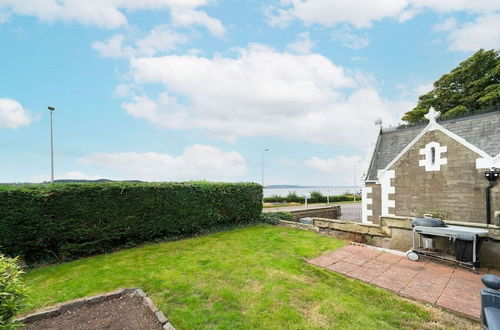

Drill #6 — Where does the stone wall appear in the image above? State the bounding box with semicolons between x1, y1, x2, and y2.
378;216;500;268
389;129;498;224
312;215;500;268
288;206;341;221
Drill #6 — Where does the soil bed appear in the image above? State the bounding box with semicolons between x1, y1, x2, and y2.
21;294;162;330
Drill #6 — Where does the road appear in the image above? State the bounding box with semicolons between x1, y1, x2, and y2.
264;202;362;222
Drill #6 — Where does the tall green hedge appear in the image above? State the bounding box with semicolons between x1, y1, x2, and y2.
0;182;262;264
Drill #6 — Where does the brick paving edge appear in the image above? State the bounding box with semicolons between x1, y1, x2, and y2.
15;288;175;329
348;241;407;257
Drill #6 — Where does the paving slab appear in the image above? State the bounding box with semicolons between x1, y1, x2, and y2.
308;243;487;319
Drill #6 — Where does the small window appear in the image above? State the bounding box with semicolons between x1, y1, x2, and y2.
431;147;436;164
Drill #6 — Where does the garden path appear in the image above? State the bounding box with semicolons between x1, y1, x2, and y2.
309;244;500;319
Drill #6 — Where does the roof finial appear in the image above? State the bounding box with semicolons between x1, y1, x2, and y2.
424;107;440;124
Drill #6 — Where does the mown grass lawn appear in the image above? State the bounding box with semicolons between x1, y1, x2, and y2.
22;225;473;329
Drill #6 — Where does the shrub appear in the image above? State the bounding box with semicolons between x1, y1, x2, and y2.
329;194;354;202
0;182;262;264
260;212;293;225
285;192;300;203
264;195;285;203
0;255;27;329
309;191;325;203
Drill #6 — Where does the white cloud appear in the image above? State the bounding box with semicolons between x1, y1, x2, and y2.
446;14;500;51
433;17;457;31
409;0;500;13
395;81;434;100
304;155;363;185
124;44;411;148
92;34;128;58
0;98;35;129
264;5;294;27
136;25;189;55
286;32;315;54
278;157;295;166
267;0;500;29
0;0;214;29
79;144;247;181
332;27;369;49
413;82;433;96
0;11;9;23
171;8;225;37
271;0;409;28
92;26;189;58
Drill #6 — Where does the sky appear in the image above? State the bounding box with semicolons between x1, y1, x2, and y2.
1;0;499;186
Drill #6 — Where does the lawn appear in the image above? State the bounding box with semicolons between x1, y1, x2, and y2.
21;225;473;329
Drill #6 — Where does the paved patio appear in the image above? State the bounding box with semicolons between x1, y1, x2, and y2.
308;244;497;319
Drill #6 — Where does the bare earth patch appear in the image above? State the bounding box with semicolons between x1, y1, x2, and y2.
21;294;162;330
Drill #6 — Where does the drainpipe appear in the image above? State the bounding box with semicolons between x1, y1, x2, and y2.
484;169;499;225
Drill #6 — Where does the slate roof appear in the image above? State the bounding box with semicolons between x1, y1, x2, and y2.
366;111;500;181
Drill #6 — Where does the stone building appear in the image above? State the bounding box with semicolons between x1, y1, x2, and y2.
361;108;500;225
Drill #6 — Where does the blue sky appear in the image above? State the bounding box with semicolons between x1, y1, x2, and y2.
1;0;499;185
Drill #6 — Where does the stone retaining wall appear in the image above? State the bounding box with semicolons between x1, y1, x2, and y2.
288;206;341;221
310;216;500;268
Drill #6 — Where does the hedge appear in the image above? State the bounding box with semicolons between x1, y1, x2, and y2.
0;182;262;264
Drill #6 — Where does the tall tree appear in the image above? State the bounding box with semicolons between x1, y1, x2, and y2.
402;49;500;123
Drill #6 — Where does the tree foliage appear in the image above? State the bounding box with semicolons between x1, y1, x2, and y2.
402;49;500;123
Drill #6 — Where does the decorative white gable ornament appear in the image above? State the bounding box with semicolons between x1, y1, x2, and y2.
424;107;440;127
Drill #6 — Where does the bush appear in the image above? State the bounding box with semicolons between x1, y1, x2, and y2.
329;194;355;202
286;192;300;203
264;195;285;203
260;212;293;225
309;191;325;203
0;255;27;329
0;182;262;264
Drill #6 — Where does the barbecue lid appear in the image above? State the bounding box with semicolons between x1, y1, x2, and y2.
411;217;447;227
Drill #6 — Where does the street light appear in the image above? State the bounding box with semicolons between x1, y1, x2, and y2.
48;106;55;184
261;149;270;187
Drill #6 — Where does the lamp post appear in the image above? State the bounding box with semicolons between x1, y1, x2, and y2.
353;160;361;202
261;149;270;187
48;106;55;184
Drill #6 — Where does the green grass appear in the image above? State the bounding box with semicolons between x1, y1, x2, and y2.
22;225;452;329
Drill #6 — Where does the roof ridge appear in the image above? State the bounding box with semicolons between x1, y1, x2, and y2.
382;109;500;133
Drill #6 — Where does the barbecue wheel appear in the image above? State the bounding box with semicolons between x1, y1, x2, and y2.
407;251;420;261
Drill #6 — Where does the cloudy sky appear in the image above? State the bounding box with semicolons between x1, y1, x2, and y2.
1;0;498;185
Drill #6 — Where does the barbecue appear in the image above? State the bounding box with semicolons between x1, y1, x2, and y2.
406;217;489;272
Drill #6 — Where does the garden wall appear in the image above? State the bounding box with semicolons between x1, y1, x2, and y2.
0;182;262;264
287;206;341;221
311;216;500;268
